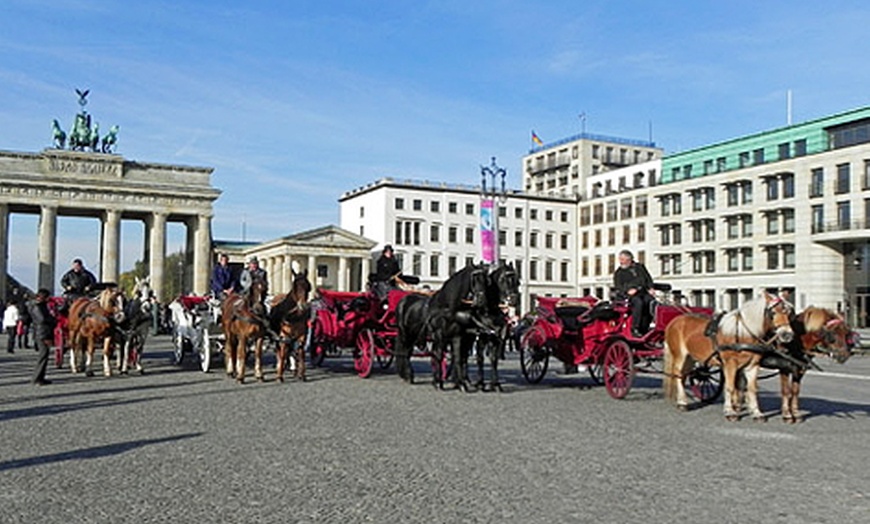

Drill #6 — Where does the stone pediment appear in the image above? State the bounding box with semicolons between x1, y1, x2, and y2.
280;225;376;250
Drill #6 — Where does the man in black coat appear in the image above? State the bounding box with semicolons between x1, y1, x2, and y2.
60;258;97;299
612;249;655;337
28;289;56;386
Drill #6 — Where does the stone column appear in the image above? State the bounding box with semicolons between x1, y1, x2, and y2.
0;204;8;302
361;256;371;292
338;256;348;292
101;209;121;283
308;254;317;290
281;255;291;293
193;214;211;295
37;205;57;293
149;212;167;301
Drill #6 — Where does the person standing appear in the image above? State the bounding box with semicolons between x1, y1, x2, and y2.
612;249;655;337
27;289;56;386
3;301;19;353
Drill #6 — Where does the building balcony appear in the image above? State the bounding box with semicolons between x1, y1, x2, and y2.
811;219;870;241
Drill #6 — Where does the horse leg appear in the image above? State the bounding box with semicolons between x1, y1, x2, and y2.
743;362;766;422
102;336;113;377
275;341;286;383
779;371;794;423
474;340;485;391
84;338;95;377
790;370;806;423
224;332;235;377
120;337;129;375
69;332;79;373
254;338;264;382
295;338;306;381
490;342;503;393
236;336;247;384
722;357;740;421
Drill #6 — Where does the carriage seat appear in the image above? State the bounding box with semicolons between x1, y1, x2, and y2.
555;305;591;332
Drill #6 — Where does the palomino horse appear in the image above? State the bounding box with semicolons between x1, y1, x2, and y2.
763;306;856;423
662;292;794;421
268;269;312;382
67;287;126;376
221;280;268;383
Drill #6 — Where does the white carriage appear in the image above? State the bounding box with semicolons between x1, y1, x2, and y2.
168;295;224;372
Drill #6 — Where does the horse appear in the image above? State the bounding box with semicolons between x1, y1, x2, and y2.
117;277;154;374
102;124;119;153
662;292;794;421
268;269;312;382
472;262;521;392
67;287;126;377
394;262;488;390
760;306;857;423
221;280;268;383
52;119;66;149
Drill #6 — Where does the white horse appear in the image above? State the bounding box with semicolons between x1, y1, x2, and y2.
119;277;154;374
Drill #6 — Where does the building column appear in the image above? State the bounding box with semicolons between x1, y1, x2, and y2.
101;209;121;284
37;205;57;294
149;212;167;301
281;255;291;293
338;256;348;292
193;214;211;295
360;256;371;292
307;254;317;290
0;204;8;302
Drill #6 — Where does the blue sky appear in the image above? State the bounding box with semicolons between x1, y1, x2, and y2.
3;1;870;287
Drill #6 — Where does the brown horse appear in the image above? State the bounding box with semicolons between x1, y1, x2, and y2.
766;306;856;423
663;292;794;421
67;288;126;377
221;280;268;383
268;270;312;382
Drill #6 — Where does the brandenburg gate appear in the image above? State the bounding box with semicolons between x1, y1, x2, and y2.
0;148;220;301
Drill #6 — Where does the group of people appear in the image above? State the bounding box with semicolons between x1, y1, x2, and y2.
210;253;268;301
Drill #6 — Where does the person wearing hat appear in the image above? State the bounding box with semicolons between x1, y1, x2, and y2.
612;249;655;337
210;253;237;298
239;256;268;301
60;258;97;300
371;245;403;297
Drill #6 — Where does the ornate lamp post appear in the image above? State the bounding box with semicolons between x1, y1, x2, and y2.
480;156;508;263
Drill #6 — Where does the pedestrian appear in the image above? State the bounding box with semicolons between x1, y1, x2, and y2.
27;289;56;386
17;296;31;349
3;301;19;353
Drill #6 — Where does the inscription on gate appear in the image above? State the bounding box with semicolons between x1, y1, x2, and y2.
46;158;121;177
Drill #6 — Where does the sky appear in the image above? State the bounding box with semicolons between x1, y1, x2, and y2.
3;0;870;288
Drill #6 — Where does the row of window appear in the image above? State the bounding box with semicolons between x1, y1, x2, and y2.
399;253;571;282
810;199;870;233
581;251;647;277
388;199;571;222
670;139;808;180
393;220;572;249
580;224;646;249
579;195;649;225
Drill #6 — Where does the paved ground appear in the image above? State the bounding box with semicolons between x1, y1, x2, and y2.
1;336;868;524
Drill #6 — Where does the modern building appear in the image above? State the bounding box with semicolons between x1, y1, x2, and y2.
339;178;578;309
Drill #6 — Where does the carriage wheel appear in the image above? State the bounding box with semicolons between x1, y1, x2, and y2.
587;361;603;385
199;333;211;373
603;340;635;399
519;326;549;384
684;363;724;404
374;334;393;370
354;328;375;379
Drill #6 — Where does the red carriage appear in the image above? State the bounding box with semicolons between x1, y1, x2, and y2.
518;287;723;401
308;287;444;378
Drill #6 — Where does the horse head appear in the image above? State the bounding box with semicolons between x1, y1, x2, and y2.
490;262;520;309
290;269;312;305
759;292;794;344
799;308;854;364
99;288;127;324
248;279;267;316
468;263;489;310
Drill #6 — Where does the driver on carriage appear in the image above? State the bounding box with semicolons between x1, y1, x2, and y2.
239;256;268;305
613;249;655;338
210;253;238;300
60;258;97;310
371;245;402;299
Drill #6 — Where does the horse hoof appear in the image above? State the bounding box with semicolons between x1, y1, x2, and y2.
725;414;739;422
677;404;689;412
753;415;767;423
782;416;795;424
85;370;94;377
257;376;264;383
277;376;284;383
492;383;504;393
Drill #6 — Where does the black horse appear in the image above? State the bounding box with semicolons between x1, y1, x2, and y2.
394;263;488;389
472;262;521;392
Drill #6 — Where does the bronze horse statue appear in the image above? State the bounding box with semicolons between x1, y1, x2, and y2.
268;269;312;382
67;287;126;377
221;280;268;383
663;292;794;421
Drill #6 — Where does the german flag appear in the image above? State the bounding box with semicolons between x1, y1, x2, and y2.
531;131;544;146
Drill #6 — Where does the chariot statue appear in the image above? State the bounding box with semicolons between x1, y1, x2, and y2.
51;89;119;154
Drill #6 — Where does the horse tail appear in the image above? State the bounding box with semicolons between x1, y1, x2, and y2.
661;322;679;403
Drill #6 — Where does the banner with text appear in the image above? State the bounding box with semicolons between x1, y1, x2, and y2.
480;198;495;263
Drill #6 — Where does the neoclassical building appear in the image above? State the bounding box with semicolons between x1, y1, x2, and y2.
0;148;220;301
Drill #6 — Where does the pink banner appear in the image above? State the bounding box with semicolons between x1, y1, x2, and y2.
480;199;495;263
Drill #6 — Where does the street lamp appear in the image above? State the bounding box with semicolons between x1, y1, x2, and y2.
480;156;508;264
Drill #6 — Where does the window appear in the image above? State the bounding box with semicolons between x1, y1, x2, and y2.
430;224;440;242
545;261;553;281
692;253;703;274
692;191;703;212
783;209;795;233
794;139;807;157
742;182;753;204
430;201;440;213
515;231;523;247
837;201;851;230
716;157;727;172
753;148;765;165
359;206;365;218
515;207;523;219
739;151;750;168
429;254;440;277
581;231;588;249
620;198;633;219
530;260;538;280
767;213;779;235
767;247;779;270
413;199;422;211
465;203;474;215
498;230;506;246
606;201;618;222
661;226;671;246
498;207;506;218
530;209;538;220
705;251;716;273
673;225;682;245
811;205;824;233
465;256;474;268
395;198;404;210
594;256;602;276
594;230;601;247
359;225;364;236
448;256;457;275
810;168;824;197
545;210;553;221
705;219;716;241
448;202;457;214
766;178;779;201
592;204;603;224
778;143;790;160
783;245;795;269
673;195;682;215
782;174;794;198
836;163;851;194
622;226;630;244
727;184;739;207
448;226;457;243
545;233;553;249
560;211;568;222
692;222;702;243
561;233;569;250
412;254;422;275
580;207;590;226
465;227;474;243
636;196;648;217
530;232;538;248
727;217;739;239
581;257;589;277
560;262;569;282
608;254;616;273
608;227;615;246
705;188;715;209
703;160;713;175
727;249;739;272
742;215;753;238
637;223;646;242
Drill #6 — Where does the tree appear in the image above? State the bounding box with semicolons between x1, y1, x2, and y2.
117;250;187;300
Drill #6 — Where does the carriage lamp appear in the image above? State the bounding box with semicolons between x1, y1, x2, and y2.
480;157;508;264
